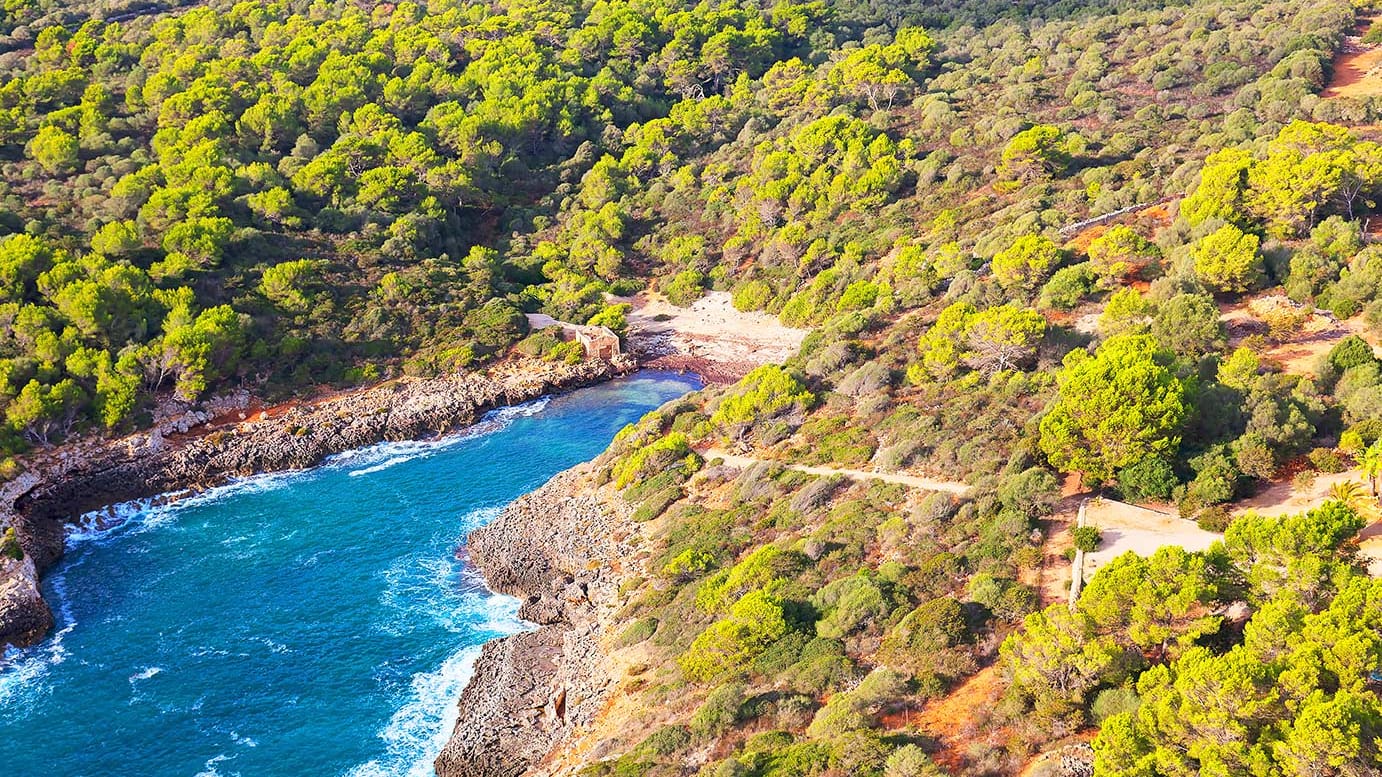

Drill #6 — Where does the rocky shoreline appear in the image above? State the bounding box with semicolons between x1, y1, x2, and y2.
435;465;643;777
0;354;637;650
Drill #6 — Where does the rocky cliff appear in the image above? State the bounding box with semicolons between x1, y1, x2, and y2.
435;465;642;777
0;355;636;649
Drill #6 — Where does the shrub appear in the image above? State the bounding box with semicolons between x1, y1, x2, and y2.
0;527;21;561
710;365;814;437
812;573;891;639
691;683;745;738
1307;447;1345;473
611;432;700;489
661;549;716;581
1038;262;1096;310
636;725;690;757
697;544;804;612
786;637;858;695
1329;335;1376;372
1177;447;1239;514
806;667;907;738
1196;506;1232;533
998;467;1061;520
884;744;943;777
1091;687;1140;724
992;234;1062;290
1291;470;1316;493
1118;456;1178;501
664;269;707;306
680;588;792;682
632;487;682;522
1071;526;1102;552
615;618;659;648
731;279;773;311
877;596;974;693
967;574;1036;622
587;303;630;337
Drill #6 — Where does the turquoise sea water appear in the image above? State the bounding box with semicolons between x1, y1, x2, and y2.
0;371;699;777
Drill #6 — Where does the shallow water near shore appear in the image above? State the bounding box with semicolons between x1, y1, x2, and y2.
0;370;700;777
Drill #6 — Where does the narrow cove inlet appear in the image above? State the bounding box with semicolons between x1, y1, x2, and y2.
0;371;700;777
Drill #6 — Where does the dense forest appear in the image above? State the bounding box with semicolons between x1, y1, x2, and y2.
7;0;1382;773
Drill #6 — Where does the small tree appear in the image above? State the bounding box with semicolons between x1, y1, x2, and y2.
1192;224;1263;293
27;125;79;174
997;125;1070;186
1087;225;1160;284
992;234;1062;291
1360;439;1382;498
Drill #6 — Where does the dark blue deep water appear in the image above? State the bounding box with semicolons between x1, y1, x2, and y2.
0;371;699;777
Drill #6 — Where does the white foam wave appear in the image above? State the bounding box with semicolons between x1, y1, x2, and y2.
194;753;233;777
340;396;551;478
0;564;78;711
66;470;298;548
252;636;291;654
347;455;418;477
342;645;480;777
129;666;162;682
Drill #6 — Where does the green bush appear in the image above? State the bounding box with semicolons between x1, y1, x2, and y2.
967;574;1035;622
1038;262;1096;310
615;618;659;649
805;667;907;738
660;548;716;581
1118;456;1178;501
1195;505;1232;533
631;487;682;522
697;545;806;612
691;683;746;738
710;365;814;437
731;279;773;311
635;725;690;757
1071;526;1102;552
611;432;700;489
664;269;707;306
1328;335;1376;373
1307;447;1345;473
0;527;22;561
811;573;891;639
680;588;792;682
1091;687;1141;723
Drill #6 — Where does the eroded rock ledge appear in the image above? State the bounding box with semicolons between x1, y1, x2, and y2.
436;466;640;777
0;355;635;649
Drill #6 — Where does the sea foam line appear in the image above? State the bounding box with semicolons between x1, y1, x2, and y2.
344;594;525;777
341;396;552;478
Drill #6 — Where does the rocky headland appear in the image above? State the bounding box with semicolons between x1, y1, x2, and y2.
0;355;636;649
435;464;642;777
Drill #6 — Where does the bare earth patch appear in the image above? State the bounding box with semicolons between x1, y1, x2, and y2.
908;665;1007;772
1219;298;1382;376
623;291;808;383
1324;17;1382;99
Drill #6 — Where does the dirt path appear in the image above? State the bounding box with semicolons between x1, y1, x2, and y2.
699;448;972;494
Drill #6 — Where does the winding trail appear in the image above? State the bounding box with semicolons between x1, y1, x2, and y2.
699;448;971;494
